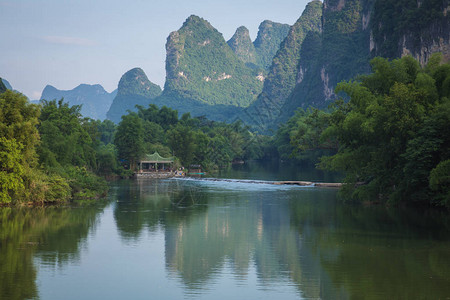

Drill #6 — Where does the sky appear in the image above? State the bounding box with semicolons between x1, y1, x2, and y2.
1;0;311;100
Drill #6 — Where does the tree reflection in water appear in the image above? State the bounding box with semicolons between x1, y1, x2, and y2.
0;203;105;300
113;178;450;299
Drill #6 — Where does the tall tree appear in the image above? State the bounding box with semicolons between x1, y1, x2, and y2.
114;113;145;170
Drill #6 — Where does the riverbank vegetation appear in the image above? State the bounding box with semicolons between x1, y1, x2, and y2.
0;86;269;205
274;54;450;207
113;104;270;171
1;55;448;208
0;92;108;205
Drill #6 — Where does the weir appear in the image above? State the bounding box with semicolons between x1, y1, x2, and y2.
179;177;343;188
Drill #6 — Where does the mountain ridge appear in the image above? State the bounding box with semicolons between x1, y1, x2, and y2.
40;83;117;120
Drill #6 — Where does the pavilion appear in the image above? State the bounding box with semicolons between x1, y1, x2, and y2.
137;152;174;176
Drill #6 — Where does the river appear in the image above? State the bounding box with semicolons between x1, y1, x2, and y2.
1;162;449;299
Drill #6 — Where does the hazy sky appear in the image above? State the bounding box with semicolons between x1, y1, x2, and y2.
1;0;310;99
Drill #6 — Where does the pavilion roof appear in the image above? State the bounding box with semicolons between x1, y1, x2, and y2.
139;152;174;163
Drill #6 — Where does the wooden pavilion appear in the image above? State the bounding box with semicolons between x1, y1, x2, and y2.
136;152;175;178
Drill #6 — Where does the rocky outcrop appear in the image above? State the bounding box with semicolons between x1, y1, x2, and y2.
162;15;262;108
0;78;7;93
254;20;291;70
238;0;323;132
1;78;12;90
371;0;450;63
227;26;258;65
106;68;161;123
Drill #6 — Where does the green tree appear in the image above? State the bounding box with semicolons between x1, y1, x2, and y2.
321;56;450;206
114;113;145;170
0;138;24;203
97;119;116;145
167;124;195;166
38;99;97;170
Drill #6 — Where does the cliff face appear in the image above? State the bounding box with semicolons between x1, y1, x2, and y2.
281;0;374;122
163;15;263;107
239;0;323;131
371;0;450;64
106;68;161;123
240;0;449;132
41;84;117;120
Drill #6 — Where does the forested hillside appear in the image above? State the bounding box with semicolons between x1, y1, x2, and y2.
243;0;449;132
162;15;263;108
107;68;162;123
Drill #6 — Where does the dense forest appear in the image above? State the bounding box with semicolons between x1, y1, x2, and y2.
0;82;269;205
1;54;449;207
274;54;450;207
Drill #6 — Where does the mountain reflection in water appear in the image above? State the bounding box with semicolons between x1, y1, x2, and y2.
1;163;449;299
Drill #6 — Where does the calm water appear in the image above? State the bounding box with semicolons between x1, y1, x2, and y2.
1;162;450;299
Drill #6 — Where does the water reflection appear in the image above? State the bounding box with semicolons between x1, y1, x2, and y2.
2;174;450;299
0;203;105;300
113;179;208;242
120;178;449;299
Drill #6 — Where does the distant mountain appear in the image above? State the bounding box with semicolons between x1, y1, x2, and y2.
162;15;263;108
41;84;117;120
106;68;162;123
1;78;12;90
0;78;7;93
227;21;291;72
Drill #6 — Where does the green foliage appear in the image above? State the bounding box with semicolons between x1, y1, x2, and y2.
96;144;118;175
64;166;108;199
167;124;196;166
114;113;145;170
114;104;269;172
97;119;116;145
321;55;450;207
0;137;24;203
273;108;337;164
0;90;41;165
38;99;97;170
116;68;162;98
429;160;450;206
265;1;323;103
25;170;71;204
0;92;84;204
